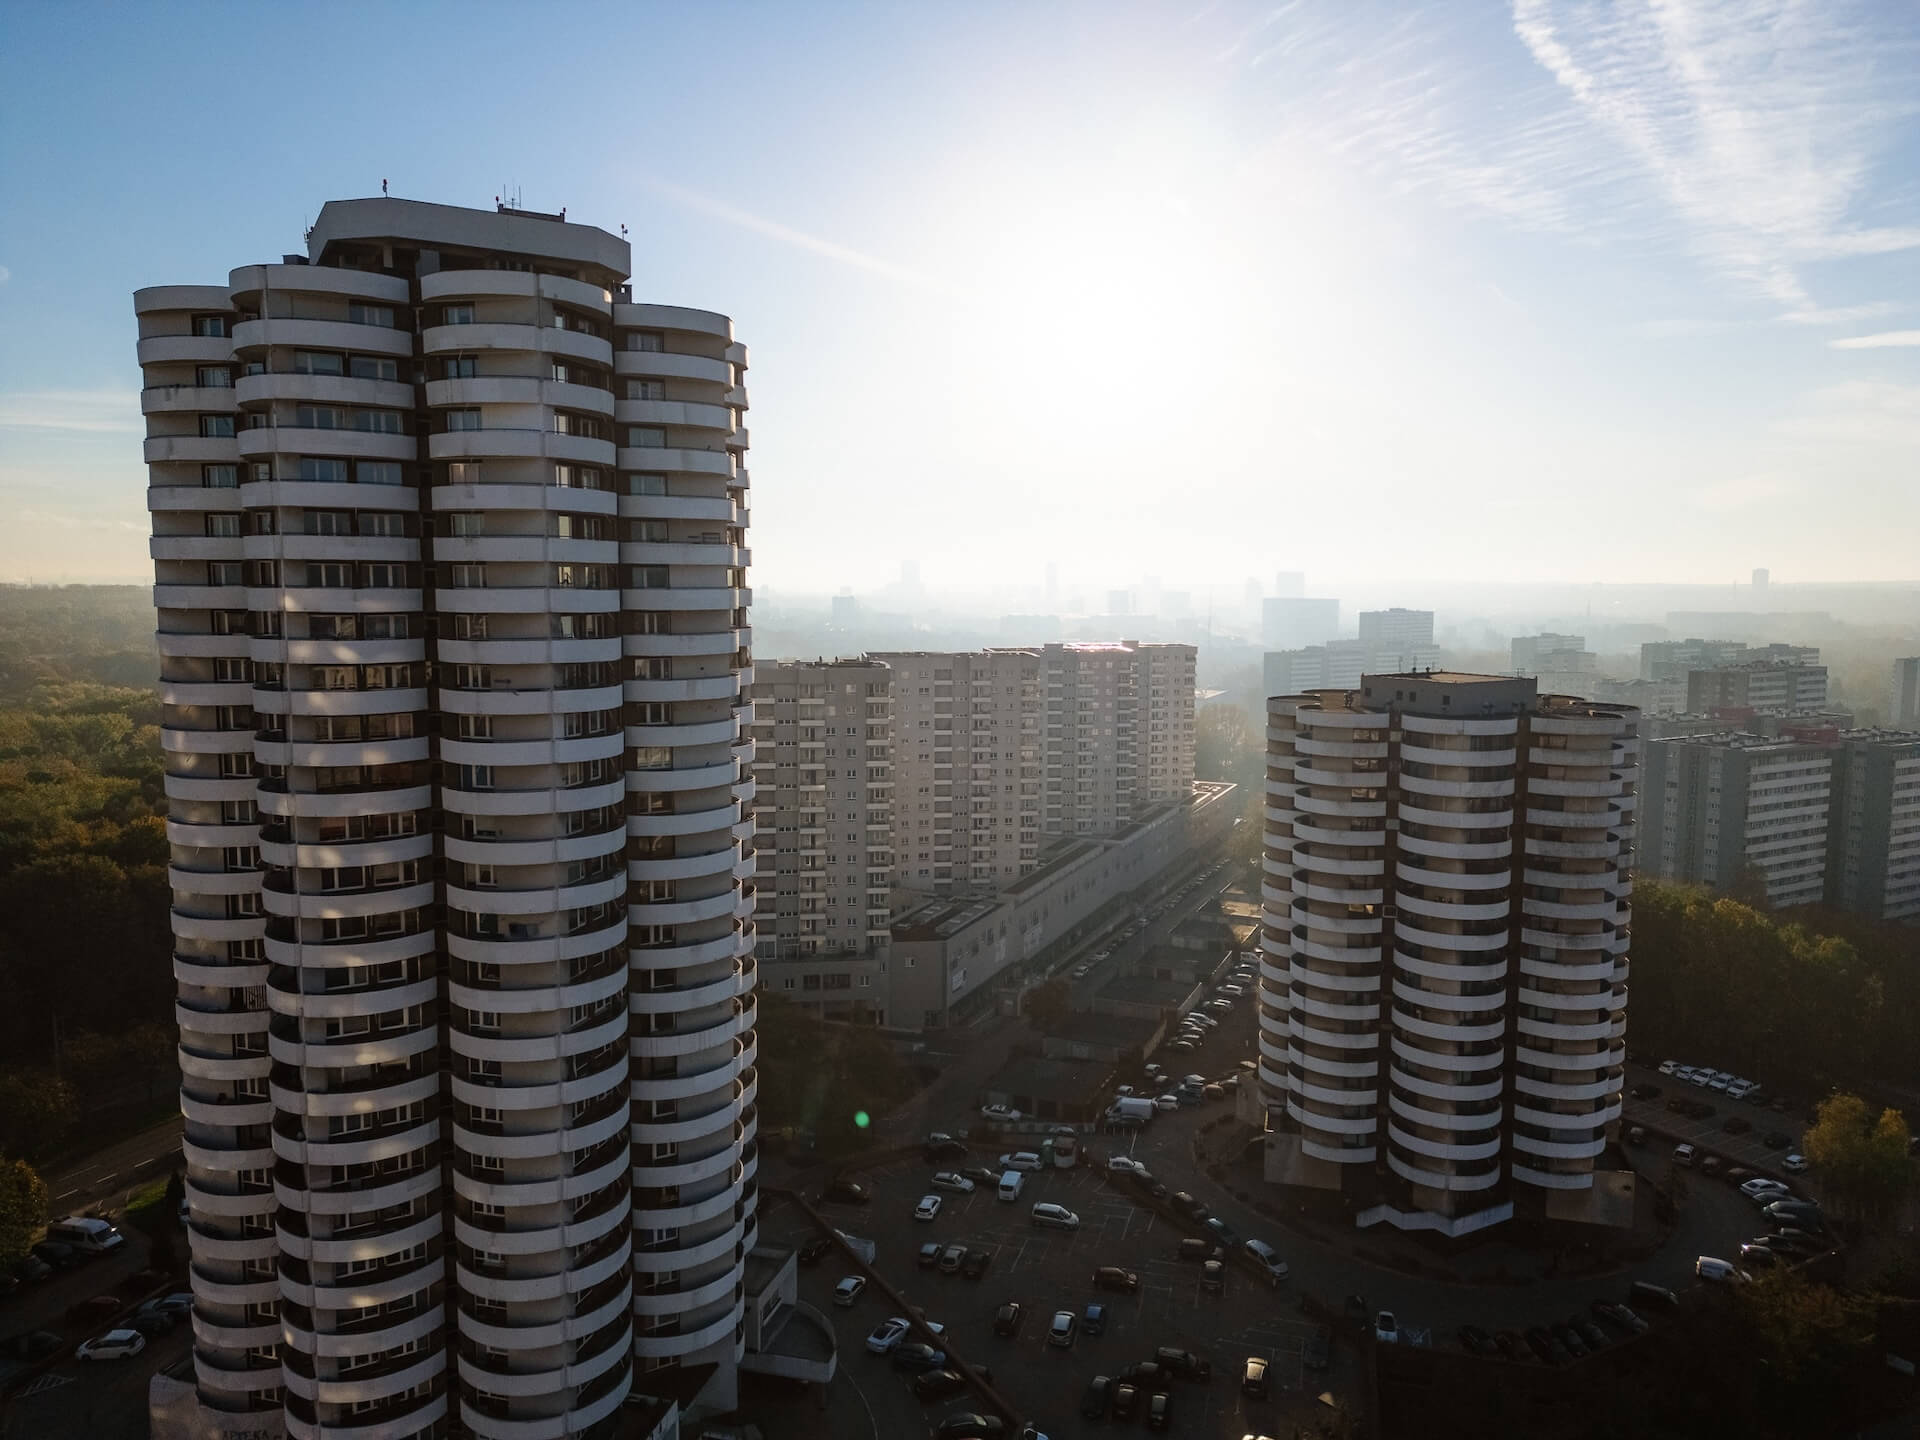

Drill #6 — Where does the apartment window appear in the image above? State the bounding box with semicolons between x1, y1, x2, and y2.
207;561;244;586
293;350;343;376
193;314;228;338
297;457;349;483
307;562;352;588
633;702;669;725
206;513;242;538
349;355;398;381
442;304;475;325
199;414;235;438
631;566;669;590
625;426;667;448
356;460;403;485
446;461;480;485
446;563;486;588
202;464;239;489
632;746;672;770
627;379;666;400
447;613;487;640
196;365;232;388
443;355;477;379
446;409;483;431
627;331;665;352
627;473;667;496
449;664;491;690
347;303;394;327
455;764;494;791
307;510;352;537
358;511;405;537
630;520;668;543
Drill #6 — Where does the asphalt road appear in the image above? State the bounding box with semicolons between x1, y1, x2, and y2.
1619;1062;1807;1178
41;1116;184;1216
3;1321;189;1440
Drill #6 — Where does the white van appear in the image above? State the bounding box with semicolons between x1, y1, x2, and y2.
997;1169;1025;1203
47;1216;125;1254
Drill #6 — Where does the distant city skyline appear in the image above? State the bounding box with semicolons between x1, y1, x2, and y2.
5;2;1920;588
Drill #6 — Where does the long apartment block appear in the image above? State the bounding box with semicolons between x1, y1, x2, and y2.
140;197;760;1440
1259;673;1639;1237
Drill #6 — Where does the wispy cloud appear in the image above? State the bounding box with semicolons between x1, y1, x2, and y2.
0;390;141;433
1829;330;1920;350
640;178;949;295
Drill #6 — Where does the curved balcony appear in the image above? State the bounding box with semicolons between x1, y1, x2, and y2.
421;322;611;369
1386;1151;1501;1192
628;1297;743;1359
1286;1101;1376;1137
1386;1123;1501;1163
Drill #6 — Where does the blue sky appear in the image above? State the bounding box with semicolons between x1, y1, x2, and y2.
1;0;1916;595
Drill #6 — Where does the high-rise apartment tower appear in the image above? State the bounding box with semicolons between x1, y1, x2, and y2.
140;198;756;1438
1260;673;1638;1235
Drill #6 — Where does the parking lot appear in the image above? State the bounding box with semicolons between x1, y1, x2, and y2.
1620;1061;1809;1177
786;1147;1340;1440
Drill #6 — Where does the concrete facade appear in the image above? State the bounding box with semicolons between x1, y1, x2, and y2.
1825;731;1920;923
1686;661;1829;714
140;197;756;1438
1259;673;1638;1235
1892;658;1920;728
1640;734;1832;908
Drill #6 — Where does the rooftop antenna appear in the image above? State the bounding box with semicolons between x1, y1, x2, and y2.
382;178;388;196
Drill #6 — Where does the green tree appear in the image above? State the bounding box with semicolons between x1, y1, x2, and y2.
1803;1093;1911;1223
0;1155;48;1269
0;1071;77;1158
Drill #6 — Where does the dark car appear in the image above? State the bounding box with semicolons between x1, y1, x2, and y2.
1200;1259;1226;1293
961;1249;991;1280
124;1310;176;1338
1458;1325;1496;1356
1242;1355;1271;1399
1590;1301;1647;1335
1493;1329;1526;1360
31;1241;84;1270
938;1244;967;1275
1177;1237;1221;1262
961;1165;1000;1188
1524;1327;1558;1364
1081;1374;1113;1419
11;1255;52;1285
1763;1131;1792;1149
1767;1228;1824;1256
1204;1216;1239;1247
1629;1083;1662;1100
1740;1242;1780;1269
1573;1318;1608;1351
933;1414;1005;1440
1764;1200;1826;1230
1304;1326;1331;1371
823;1178;871;1205
65;1294;121;1326
1152;1346;1212;1381
1092;1265;1140;1293
0;1331;63;1362
1117;1360;1169;1388
993;1302;1024;1337
893;1341;948;1373
798;1235;834;1266
1082;1303;1108;1337
1552;1322;1587;1358
1111;1381;1141;1420
1630;1280;1681;1311
919;1241;943;1269
925;1137;969;1163
1170;1192;1209;1221
1146;1390;1173;1430
914;1368;972;1402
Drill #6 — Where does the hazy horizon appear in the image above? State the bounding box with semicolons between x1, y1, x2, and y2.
4;2;1919;589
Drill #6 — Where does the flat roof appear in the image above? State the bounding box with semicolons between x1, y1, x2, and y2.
308;197;630;279
891;896;1002;941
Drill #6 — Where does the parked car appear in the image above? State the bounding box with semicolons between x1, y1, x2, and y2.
1524;1328;1558;1364
1177;1237;1223;1262
979;1104;1023;1123
64;1295;121;1327
1763;1131;1792;1150
1784;1153;1808;1173
993;1302;1024;1338
1695;1256;1751;1284
961;1249;991;1280
1243;1355;1272;1398
1170;1191;1209;1221
1153;1346;1212;1380
1241;1238;1288;1283
1107;1154;1149;1175
1590;1300;1647;1335
915;1195;943;1222
1658;1060;1678;1075
1111;1381;1141;1420
833;1276;867;1307
823;1178;872;1205
867;1317;910;1354
919;1242;943;1269
1764;1200;1827;1232
931;1171;975;1194
913;1368;972;1402
1458;1325;1496;1356
1740;1242;1779;1269
1200;1259;1226;1293
799;1235;834;1266
997;1151;1044;1172
1553;1322;1587;1358
1204;1216;1239;1247
1031;1203;1080;1231
893;1341;949;1373
938;1244;967;1275
1573;1317;1608;1351
1672;1143;1696;1167
1081;1375;1113;1418
1082;1302;1108;1337
961;1166;1001;1189
1630;1280;1681;1311
933;1412;1005;1439
1048;1310;1077;1348
1146;1389;1173;1431
1374;1311;1399;1344
1092;1265;1139;1293
75;1329;145;1362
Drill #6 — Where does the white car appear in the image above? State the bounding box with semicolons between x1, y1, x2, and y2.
1153;1094;1180;1112
1784;1153;1809;1173
76;1329;147;1361
914;1194;943;1222
1741;1178;1791;1203
980;1104;1022;1123
998;1151;1044;1172
833;1275;867;1307
930;1171;975;1194
1107;1155;1147;1175
1374;1311;1399;1344
1185;1013;1219;1029
1658;1060;1678;1076
866;1317;910;1353
1696;1256;1751;1284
